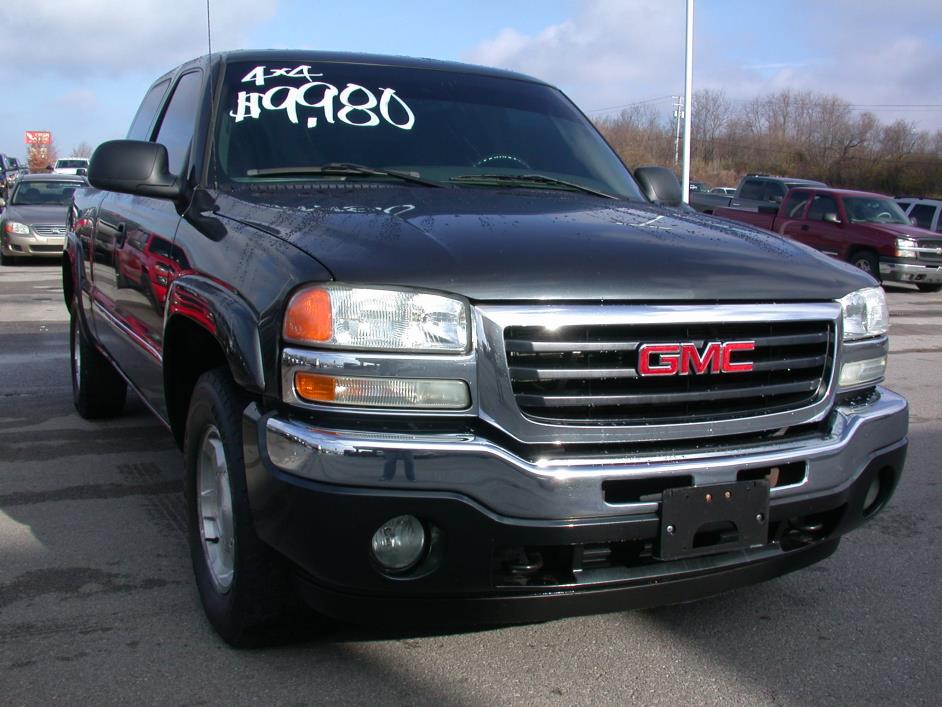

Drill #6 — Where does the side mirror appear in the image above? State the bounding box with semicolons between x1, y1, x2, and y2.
772;195;784;205
0;198;5;209
89;140;185;202
76;168;87;176
634;166;683;207
824;212;841;224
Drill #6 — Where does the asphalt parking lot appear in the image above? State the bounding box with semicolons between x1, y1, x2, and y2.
0;261;939;705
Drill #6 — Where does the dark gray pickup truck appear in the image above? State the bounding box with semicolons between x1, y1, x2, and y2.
691;173;826;214
64;50;908;646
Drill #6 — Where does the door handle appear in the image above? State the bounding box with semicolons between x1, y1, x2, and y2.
115;222;127;247
800;224;809;231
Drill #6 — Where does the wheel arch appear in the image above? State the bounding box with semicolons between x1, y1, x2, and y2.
163;275;267;448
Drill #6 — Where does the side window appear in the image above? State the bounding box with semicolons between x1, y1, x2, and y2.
896;200;912;214
764;181;787;202
782;191;811;218
909;204;935;229
154;71;203;176
739;179;764;200
807;195;840;222
127;80;171;141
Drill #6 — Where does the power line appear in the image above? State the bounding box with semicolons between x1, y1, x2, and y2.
587;95;675;114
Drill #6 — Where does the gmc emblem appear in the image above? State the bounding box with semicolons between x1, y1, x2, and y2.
638;341;756;376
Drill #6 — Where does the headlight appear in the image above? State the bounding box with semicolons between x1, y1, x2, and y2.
895;237;917;258
283;285;469;352
3;221;29;235
839;287;888;341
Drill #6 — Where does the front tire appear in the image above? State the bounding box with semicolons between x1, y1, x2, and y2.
183;367;295;646
70;300;127;418
849;250;880;280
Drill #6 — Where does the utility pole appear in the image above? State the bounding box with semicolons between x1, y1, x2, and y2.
673;95;684;166
681;0;694;202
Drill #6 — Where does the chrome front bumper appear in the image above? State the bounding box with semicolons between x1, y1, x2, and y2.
880;259;942;284
253;387;908;521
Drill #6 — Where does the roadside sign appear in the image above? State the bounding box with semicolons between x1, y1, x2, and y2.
24;131;52;145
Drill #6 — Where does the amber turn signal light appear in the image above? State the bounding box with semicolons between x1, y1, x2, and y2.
283;288;332;343
294;372;337;403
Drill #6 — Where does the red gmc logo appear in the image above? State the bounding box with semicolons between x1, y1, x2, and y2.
638;341;756;376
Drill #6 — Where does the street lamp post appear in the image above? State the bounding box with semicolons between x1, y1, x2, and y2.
681;0;694;203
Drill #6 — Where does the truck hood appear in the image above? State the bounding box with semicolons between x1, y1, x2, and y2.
2;204;69;226
214;186;872;302
855;222;942;242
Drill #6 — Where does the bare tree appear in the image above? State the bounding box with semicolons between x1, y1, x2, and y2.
70;141;93;158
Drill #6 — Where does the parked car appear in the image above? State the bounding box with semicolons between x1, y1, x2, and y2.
710;186;736;196
1;173;86;264
66;50;907;645
716;187;942;292
0;154;26;195
53;157;90;175
688;180;709;192
690;174;827;213
895;197;942;233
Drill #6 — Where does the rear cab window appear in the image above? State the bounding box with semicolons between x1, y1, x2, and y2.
738;179;764;201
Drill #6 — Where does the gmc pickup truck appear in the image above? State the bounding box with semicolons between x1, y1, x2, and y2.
716;187;942;292
65;50;908;646
690;174;826;214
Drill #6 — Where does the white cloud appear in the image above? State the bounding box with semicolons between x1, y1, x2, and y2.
0;0;277;76
466;0;686;114
465;0;942;130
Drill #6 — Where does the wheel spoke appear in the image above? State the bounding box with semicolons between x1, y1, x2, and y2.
196;425;235;593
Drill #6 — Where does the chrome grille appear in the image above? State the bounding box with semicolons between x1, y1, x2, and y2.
916;239;942;264
504;320;835;424
32;224;68;237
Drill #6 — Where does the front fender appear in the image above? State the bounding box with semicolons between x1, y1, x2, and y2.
164;274;265;393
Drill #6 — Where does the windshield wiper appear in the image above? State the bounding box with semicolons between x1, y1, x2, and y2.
246;163;443;188
449;173;617;200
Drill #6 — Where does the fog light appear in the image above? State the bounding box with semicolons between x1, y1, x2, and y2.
371;515;426;572
839;356;886;387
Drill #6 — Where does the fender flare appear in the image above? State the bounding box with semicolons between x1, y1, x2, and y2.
163;274;266;393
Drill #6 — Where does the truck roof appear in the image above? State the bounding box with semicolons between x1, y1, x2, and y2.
161;49;549;88
789;186;894;199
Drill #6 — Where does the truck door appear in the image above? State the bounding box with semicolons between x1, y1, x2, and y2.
91;70;202;415
777;190;812;239
796;193;844;258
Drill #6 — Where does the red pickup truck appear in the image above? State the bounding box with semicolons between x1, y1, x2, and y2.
715;187;942;292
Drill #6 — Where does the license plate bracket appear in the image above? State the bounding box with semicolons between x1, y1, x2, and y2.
656;480;770;560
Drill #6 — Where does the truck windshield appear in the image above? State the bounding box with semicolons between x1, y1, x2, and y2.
213;60;644;200
843;197;910;225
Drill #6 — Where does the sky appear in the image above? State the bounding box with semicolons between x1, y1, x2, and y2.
1;0;941;161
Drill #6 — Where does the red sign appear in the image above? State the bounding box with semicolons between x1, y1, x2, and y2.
24;131;52;145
